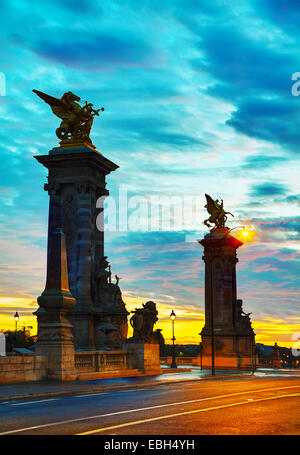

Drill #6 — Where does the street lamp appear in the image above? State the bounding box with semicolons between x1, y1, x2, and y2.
199;339;203;371
223;225;247;240
14;312;19;332
252;337;256;373
170;310;177;369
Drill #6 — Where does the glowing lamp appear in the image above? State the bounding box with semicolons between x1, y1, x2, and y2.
170;310;176;322
14;311;19;332
233;226;256;243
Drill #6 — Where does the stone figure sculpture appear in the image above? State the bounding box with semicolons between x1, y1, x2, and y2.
129;301;158;343
32;89;104;145
236;299;252;330
94;256;129;348
204;193;234;230
95;258;127;311
95;256;111;296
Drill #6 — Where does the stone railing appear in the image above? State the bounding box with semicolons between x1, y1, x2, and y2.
0;355;48;384
160;356;199;366
75;351;127;373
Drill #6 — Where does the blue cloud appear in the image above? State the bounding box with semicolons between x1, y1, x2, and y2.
108;115;205;148
242;155;286;170
253;0;300;33
184;13;300;151
250;183;288;197
283;194;300;205
254;216;300;233
13;31;156;70
51;0;101;14
227;98;300;149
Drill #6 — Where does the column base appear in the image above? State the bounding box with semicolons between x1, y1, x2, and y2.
201;334;255;369
36;341;76;381
124;342;161;374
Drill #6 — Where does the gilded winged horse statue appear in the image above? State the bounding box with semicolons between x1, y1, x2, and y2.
32;89;104;146
203;194;234;230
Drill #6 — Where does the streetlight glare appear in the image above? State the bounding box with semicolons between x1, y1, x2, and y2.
235;227;257;243
170;310;176;322
14;311;19;332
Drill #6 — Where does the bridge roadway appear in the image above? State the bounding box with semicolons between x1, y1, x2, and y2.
0;369;299;435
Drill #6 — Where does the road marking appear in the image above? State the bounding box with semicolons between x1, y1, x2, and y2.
0;384;299;435
76;393;300;435
116;388;149;393
74;393;109;398
73;389;150;398
10;399;58;406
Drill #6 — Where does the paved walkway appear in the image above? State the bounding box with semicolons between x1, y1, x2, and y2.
0;366;253;402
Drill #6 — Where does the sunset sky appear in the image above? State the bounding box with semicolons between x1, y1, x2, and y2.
0;0;299;347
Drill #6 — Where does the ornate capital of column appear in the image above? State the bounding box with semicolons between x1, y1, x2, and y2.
75;183;90;194
74;182;109;196
44;182;62;196
199;231;243;251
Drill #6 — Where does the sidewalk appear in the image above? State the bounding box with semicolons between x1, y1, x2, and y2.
0;366;253;402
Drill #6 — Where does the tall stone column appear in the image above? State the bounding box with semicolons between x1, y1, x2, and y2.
35;228;76;381
35;145;119;351
199;228;255;369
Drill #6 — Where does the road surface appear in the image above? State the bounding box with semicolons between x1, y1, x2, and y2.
0;370;299;435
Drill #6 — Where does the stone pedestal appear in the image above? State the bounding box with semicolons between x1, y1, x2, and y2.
200;334;255;369
35;144;128;351
124;342;161;374
34;228;76;381
198;228;255;369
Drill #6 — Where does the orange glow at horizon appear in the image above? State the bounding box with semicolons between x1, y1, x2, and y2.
0;296;38;335
0;294;299;349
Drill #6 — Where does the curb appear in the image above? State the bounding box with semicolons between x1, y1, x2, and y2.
0;373;254;403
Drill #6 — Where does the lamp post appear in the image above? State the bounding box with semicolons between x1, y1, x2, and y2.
199;340;203;370
221;226;247;241
252;336;256;373
170;310;177;369
14;312;19;332
209;254;215;376
208;225;247;377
